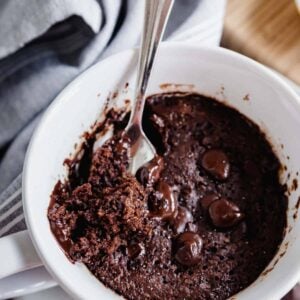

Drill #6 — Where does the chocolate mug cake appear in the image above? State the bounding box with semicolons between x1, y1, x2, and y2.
48;92;287;299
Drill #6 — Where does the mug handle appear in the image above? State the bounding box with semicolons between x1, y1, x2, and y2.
0;230;56;298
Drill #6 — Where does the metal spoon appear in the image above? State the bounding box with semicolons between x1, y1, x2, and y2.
125;0;174;174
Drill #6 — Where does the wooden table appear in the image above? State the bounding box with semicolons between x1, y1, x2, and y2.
222;0;300;85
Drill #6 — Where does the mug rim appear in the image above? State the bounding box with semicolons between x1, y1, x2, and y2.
23;42;300;299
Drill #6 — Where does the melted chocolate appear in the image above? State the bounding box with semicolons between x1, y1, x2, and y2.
174;232;203;266
201;149;230;180
209;198;244;228
171;206;193;234
136;155;164;186
149;180;178;220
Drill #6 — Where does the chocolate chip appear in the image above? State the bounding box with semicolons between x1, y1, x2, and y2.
174;232;203;266
136;156;164;187
201;149;230;180
149;181;178;220
171;206;193;234
201;193;219;210
209;198;244;228
127;242;145;259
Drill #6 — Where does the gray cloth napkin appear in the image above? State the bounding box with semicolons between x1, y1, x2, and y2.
0;0;226;238
0;0;102;60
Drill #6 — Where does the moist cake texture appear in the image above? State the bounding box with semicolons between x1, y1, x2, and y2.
48;92;287;300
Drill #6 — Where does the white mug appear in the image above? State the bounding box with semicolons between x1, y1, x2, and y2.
1;43;300;299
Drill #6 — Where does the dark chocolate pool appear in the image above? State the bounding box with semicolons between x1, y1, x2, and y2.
48;92;287;300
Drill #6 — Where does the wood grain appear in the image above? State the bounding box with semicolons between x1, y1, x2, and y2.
222;0;300;84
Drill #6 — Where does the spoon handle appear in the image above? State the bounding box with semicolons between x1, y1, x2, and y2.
126;0;174;129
